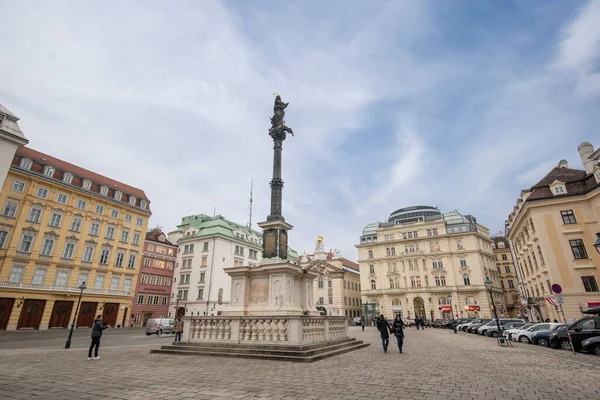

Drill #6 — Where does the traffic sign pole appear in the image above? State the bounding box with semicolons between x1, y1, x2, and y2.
558;303;575;355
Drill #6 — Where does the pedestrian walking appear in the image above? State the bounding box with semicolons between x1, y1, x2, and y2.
360;316;365;332
173;316;184;342
420;318;425;330
376;314;392;353
88;314;109;360
392;315;405;353
415;316;421;330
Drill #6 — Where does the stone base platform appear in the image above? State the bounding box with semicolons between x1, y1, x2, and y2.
150;337;369;363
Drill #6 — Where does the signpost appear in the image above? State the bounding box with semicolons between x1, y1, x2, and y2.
551;283;574;355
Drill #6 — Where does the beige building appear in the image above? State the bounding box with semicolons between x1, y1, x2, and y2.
506;142;600;321
357;206;505;323
300;237;361;318
492;236;521;318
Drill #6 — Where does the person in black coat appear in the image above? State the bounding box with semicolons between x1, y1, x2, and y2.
392;316;405;353
88;314;110;360
376;315;392;353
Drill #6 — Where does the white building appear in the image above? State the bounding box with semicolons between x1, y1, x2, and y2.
0;104;28;189
168;214;299;316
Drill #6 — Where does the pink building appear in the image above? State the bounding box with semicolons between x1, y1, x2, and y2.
130;228;177;326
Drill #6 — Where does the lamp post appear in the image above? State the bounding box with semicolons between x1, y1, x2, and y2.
484;278;501;334
175;292;182;318
593;232;600;254
65;282;87;349
447;292;457;333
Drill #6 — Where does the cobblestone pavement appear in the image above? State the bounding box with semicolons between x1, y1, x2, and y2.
1;326;599;400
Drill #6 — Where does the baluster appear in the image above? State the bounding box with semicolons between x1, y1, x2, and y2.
264;319;272;341
244;320;251;341
251;320;258;341
271;319;280;341
280;319;287;341
217;319;224;340
224;320;231;340
257;319;265;341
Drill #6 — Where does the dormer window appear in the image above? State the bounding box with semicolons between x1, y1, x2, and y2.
498;242;505;249
63;172;73;184
140;200;147;209
19;158;32;170
114;191;122;201
129;196;136;206
82;179;92;190
43;166;55;178
100;186;108;196
595;170;600;184
549;180;567;196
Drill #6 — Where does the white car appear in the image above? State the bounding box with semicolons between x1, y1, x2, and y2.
476;321;496;335
506;323;536;340
513;323;563;344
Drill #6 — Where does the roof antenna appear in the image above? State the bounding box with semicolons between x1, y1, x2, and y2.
247;177;254;230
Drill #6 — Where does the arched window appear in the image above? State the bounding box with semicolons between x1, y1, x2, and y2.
429;242;434;251
392;298;400;306
368;250;373;259
391;247;396;256
435;242;440;251
390;279;394;288
435;276;441;286
460;257;467;268
369;264;375;274
394;278;399;288
441;276;446;286
463;274;471;286
456;240;463;250
370;280;376;290
386;248;391;256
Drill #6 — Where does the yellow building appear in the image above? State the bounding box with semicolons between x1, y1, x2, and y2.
492;236;522;318
506;142;600;322
0;147;151;330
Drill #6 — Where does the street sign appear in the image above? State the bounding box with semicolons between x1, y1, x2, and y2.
551;284;562;294
554;294;564;304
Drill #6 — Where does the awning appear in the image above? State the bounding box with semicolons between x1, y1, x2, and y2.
465;305;480;311
439;305;452;312
588;301;600;307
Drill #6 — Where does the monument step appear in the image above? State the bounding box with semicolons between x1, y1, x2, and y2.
169;337;356;351
150;340;369;363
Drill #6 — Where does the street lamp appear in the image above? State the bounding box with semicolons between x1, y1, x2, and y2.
593;232;600;254
484;278;501;334
447;292;457;333
65;282;87;349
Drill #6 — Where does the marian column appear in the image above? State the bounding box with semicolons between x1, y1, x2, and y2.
259;94;295;260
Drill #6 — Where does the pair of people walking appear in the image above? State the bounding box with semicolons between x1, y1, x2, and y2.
376;315;405;353
414;316;425;330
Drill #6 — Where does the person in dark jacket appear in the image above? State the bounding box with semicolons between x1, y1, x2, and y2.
360;316;365;332
392;316;405;353
414;316;421;330
88;314;110;360
376;315;392;353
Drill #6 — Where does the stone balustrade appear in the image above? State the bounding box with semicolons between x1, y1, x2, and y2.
183;315;348;345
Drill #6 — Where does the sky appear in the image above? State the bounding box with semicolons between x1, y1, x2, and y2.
1;0;599;260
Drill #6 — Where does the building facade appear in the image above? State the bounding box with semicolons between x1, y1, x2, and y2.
168;214;299;317
130;228;177;326
492;236;521;318
0;104;28;189
506;142;600;322
300;237;361;318
0;147;150;330
357;206;504;323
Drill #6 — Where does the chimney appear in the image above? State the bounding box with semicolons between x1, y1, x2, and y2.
578;142;595;174
557;159;569;169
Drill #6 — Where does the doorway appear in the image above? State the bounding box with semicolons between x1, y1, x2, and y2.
0;298;15;330
413;297;425;319
48;301;73;329
103;303;119;327
17;299;46;329
76;302;98;328
176;307;185;318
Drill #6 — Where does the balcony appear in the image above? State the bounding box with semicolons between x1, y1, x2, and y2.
0;281;131;297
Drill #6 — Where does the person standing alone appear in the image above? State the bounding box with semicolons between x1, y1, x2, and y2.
376;315;392;353
360;316;365;332
88;315;109;360
392;315;405;353
173;317;184;342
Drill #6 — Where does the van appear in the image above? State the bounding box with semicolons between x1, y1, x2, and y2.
145;318;174;335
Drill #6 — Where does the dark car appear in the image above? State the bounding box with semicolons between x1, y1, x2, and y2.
549;316;600;352
581;336;600;356
432;319;444;328
468;319;492;333
531;324;565;347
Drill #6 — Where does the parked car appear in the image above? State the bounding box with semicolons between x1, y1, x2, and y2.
549;316;600;352
456;318;476;331
486;321;526;338
476;320;497;335
432;319;444;328
581;336;600;356
468;319;492;333
351;317;362;326
145;318;174;335
505;323;536;340
514;323;563;344
460;318;486;332
531;324;566;347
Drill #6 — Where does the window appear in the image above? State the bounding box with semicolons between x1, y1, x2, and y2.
463;274;470;286
77;272;88;288
63;242;75;259
508;279;514;289
120;230;129;243
234;246;244;256
31;268;47;285
459;258;467;268
49;212;62;227
440;276;446;286
8;265;25;283
28;207;42;223
115;251;125;267
200;272;205;283
99;248;110;264
318;279;323;288
505;266;511;273
110;209;119;219
62;216;77;233
99;186;108;196
498;242;505;249
40;238;55;256
115;191;122;201
198;288;204;299
328;280;332;288
95;205;104;214
391;247;396;255
141;274;149;284
456;240;463;250
432;229;438;236
94;274;105;289
435;276;441;286
137;294;145;304
82;179;92;190
127;254;137;269
133;233;140;245
0;230;9;248
43;166;55;177
110;277;120;291
434;242;440;251
537;246;545;265
89;222;100;236
136;217;144;226
140;200;148;210
19;158;32;169
574;317;597;331
553;185;566;195
83;245;95;262
129;196;136;206
36;187;48;199
328;296;333;304
55;270;70;286
76;199;87;210
502;254;508;261
161;296;168;305
560;210;577;225
3;201;18;217
125;214;132;223
500;280;505;289
368;250;373;258
18;234;34;252
106;226;115;239
432;259;443;269
582;276;599;292
12;180;25;193
144;258;151;267
63;172;73;184
369;264;375;274
370;280;376;290
203;241;209;251
569;239;588;259
529;218;535;233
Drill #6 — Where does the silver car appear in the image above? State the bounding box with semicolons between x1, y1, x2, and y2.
145;318;174;335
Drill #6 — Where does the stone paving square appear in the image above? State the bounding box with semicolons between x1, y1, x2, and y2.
0;327;599;400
